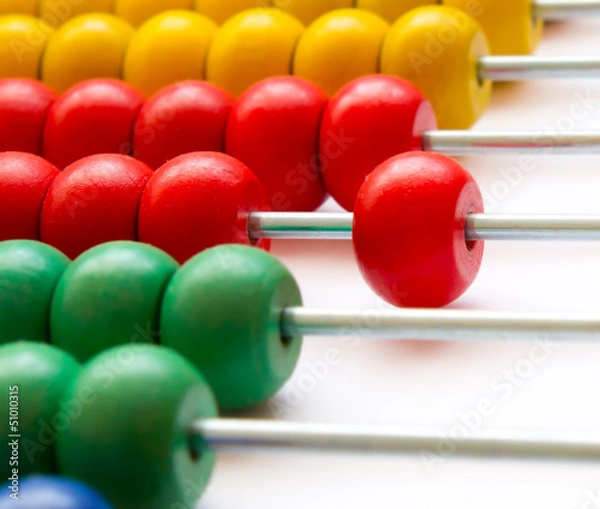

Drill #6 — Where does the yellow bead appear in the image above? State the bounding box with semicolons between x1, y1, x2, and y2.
124;11;217;96
0;15;53;79
355;0;433;23
39;0;115;27
0;0;38;16
273;0;353;25
381;6;492;129
194;0;267;24
443;0;543;55
294;9;389;96
42;13;134;93
114;0;192;27
207;8;304;97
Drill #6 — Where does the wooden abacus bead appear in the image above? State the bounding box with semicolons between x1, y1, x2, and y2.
353;152;484;308
444;0;543;55
273;0;353;24
206;8;304;97
124;11;217;96
161;244;303;410
226;76;329;212
294;9;389;96
114;0;192;27
134;81;233;170
51;242;178;362
193;0;263;24
0;79;57;154
43;79;145;169
0;15;54;79
321;75;436;211
381;6;492;129
0;240;69;343
42;14;134;93
1;476;115;509
57;345;218;509
39;0;114;26
355;0;432;23
138;152;270;263
0;343;80;479
40;155;153;259
0;0;38;15
0;153;59;241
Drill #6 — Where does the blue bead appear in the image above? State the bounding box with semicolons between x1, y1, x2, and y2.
0;475;113;509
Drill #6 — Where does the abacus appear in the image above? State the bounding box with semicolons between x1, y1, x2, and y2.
1;2;600;509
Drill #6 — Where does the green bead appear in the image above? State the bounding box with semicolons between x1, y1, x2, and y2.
57;345;218;509
0;240;70;344
161;245;303;411
0;342;81;480
51;242;179;362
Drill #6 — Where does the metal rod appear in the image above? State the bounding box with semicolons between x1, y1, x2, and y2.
422;131;600;156
192;418;600;461
534;0;600;20
281;307;600;341
249;212;352;240
467;214;600;241
478;56;600;81
249;212;600;243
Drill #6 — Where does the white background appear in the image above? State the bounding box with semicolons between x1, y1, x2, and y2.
202;18;600;509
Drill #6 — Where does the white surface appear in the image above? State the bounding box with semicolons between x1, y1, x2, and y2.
201;19;600;509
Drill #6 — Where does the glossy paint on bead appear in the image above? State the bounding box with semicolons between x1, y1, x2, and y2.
206;8;304;97
0;79;57;154
124;10;218;96
294;9;390;96
42;13;134;93
353;152;484;308
226;77;329;212
0;240;69;343
43;79;145;169
161;245;303;410
57;345;218;509
138;152;271;263
381;6;492;129
320;75;437;211
0;343;80;479
0;152;59;241
51;242;178;362
134;80;233;169
40;154;153;259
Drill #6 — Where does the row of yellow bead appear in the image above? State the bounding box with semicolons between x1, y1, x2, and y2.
0;6;508;129
0;0;543;53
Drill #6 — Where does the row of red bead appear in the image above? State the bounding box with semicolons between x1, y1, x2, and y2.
0;74;436;212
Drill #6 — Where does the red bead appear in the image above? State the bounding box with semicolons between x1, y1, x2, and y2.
353;152;484;308
138;152;270;264
0;152;59;241
226;77;329;212
43;79;146;169
134;81;233;170
41;154;153;259
320;75;437;211
0;79;57;155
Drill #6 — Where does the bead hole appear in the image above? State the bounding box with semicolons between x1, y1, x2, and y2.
188;433;202;463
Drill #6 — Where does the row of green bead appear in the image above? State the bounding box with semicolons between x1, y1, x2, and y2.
0;240;304;410
0;341;219;509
